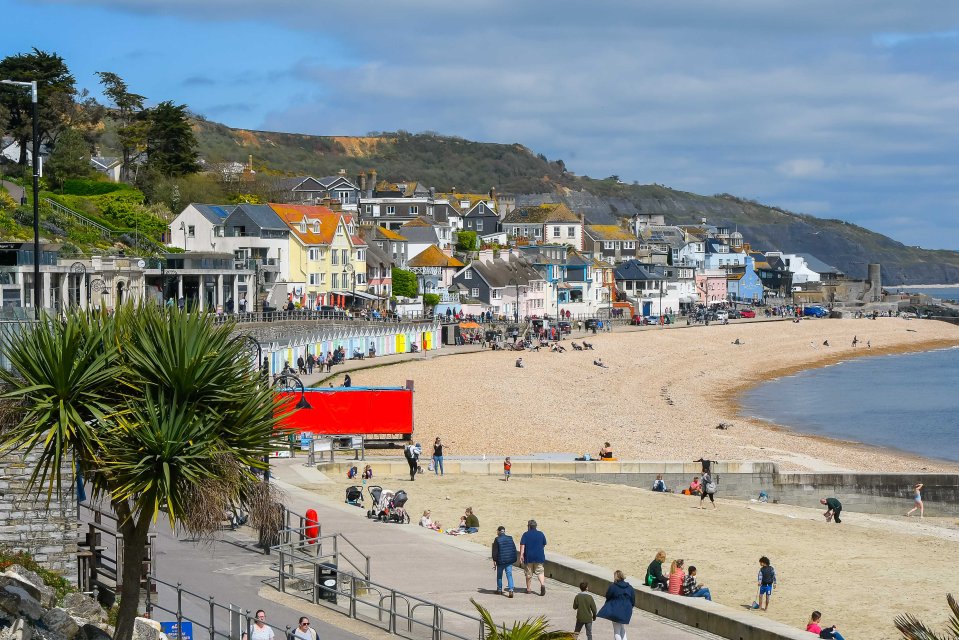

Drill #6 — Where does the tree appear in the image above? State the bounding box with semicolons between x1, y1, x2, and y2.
97;72;147;182
0;306;285;640
895;593;959;639
391;268;418;298
456;230;478;252
144;101;199;177
45;128;92;190
0;49;77;165
471;599;575;639
423;293;440;309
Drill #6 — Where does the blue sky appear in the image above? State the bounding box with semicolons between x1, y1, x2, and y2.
5;0;959;250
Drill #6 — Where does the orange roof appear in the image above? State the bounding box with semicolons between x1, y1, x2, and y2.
376;226;408;241
408;245;465;268
269;203;343;245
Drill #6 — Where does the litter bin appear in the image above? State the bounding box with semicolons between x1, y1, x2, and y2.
315;562;337;604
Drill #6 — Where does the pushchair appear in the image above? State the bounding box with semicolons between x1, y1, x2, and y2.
345;485;364;507
366;486;411;524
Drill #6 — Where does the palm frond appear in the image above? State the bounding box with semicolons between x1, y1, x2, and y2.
895;593;959;640
470;598;576;640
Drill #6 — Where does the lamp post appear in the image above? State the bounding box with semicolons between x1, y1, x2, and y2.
507;277;520;324
1;79;40;319
342;263;355;316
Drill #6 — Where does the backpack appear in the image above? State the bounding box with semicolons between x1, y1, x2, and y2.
705;481;717;494
404;445;414;460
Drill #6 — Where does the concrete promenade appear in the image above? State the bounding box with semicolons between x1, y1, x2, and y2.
264;458;723;640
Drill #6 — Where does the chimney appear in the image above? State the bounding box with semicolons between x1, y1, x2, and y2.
338;168;346;177
489;186;497;200
370;169;377;188
359;172;367;192
478;248;495;263
248;155;253;171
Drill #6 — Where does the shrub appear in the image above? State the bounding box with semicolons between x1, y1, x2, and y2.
62;179;129;196
423;293;440;308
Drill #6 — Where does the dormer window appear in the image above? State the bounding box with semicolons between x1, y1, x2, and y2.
313;222;320;233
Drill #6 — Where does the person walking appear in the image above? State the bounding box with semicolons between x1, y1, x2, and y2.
597;570;634;640
573;581;597;640
292;617;316;640
907;482;924;518
249;611;273;640
520;519;548;595
343;374;352;387
306;353;315;375
432;437;445;476
404;442;422;481
699;471;717;509
491;525;518;597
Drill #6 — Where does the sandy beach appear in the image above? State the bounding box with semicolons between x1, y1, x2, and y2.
304;317;959;638
348;316;959;472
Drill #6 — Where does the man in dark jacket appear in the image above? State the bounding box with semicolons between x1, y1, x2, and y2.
491;526;518;597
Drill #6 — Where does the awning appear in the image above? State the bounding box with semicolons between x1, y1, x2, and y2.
458;321;481;329
333;290;381;300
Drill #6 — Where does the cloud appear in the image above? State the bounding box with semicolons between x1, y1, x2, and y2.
777;158;828;178
182;76;215;87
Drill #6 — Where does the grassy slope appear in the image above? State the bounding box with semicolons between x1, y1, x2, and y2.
188;121;959;284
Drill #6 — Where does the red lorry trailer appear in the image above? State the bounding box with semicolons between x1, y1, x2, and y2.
275;385;414;446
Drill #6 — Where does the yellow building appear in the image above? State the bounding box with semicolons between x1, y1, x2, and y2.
271;204;367;309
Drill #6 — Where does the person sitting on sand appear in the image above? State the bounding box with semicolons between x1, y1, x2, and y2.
599;442;613;459
823;340;830;347
651;474;667;492
688;477;702;496
419;509;441;530
732;338;743;345
645;550;668;591
807;611;846;640
593;358;608;368
515;357;524;368
460;507;479;533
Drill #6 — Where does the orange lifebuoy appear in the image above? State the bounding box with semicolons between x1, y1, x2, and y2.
305;508;319;543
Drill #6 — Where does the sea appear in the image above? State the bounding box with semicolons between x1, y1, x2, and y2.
890;285;959;301
740;346;959;463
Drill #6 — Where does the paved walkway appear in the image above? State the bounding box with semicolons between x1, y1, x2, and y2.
1;180;24;203
262;458;722;639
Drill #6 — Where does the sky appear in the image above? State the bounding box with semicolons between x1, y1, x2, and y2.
4;0;959;250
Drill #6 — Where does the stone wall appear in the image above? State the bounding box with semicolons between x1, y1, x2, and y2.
0;446;78;581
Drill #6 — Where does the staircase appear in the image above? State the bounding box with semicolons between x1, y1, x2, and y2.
43;198;115;240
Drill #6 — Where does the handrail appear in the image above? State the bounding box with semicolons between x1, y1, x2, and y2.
43;198;115;238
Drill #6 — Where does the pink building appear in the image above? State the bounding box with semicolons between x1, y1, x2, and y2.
696;269;728;305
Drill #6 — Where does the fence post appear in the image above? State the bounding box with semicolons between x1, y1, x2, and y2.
349;575;357;619
176;582;183;634
145;574;153;616
432;606;440;640
278;550;286;592
312;562;319;604
389;590;397;634
209;596;215;640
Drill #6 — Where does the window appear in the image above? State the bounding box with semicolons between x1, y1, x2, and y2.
553;226;560;238
409;206;418;215
365;204;372;214
386;206;396;215
309;273;320;285
476;220;484;231
471;288;479;298
187;225;195;238
356;274;366;285
623;241;635;250
341;249;348;264
214;226;224;237
332;273;339;289
533;228;541;238
464;270;472;280
313;222;320;233
492;289;501;299
331;251;339;265
308;248;320;261
567;226;575;238
604;242;614;250
355;249;365;261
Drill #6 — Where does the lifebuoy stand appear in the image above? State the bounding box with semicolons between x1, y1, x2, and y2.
305;508;319;544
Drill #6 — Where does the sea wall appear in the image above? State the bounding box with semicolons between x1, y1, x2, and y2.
322;459;959;515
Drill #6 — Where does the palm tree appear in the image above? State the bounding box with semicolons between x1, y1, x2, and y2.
895;593;959;639
0;306;285;640
470;598;576;640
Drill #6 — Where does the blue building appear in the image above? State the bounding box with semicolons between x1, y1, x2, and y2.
726;254;764;302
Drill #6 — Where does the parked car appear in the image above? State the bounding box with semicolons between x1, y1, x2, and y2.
630;315;646;326
557;321;572;334
728;310;742;319
803;306;829;318
740;309;756;319
585;318;599;330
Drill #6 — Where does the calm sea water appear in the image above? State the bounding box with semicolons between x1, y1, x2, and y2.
892;286;959;301
740;347;959;462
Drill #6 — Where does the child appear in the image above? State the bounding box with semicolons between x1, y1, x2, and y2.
572;581;597;640
681;566;711;600
419;510;441;531
504;456;512;481
806;611;846;640
362;464;373;480
756;556;776;611
347;465;358;479
907;482;924;518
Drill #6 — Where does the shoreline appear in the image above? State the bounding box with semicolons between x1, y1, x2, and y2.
348;318;959;472
724;337;959;471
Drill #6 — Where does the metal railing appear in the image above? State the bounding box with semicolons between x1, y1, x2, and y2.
273;534;370;582
76;501;157;602
44;198;115;239
145;574;292;640
270;548;482;640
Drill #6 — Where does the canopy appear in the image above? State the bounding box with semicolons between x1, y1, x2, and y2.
458;321;481;329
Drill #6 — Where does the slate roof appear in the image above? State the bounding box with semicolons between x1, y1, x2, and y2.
273;176;316;191
232;204;288;230
316;175;359;189
614;260;661;281
467;257;544;288
189;203;236;224
796;253;842;275
585;225;634;241
502;203;579;224
408;245;465;268
365;240;390;266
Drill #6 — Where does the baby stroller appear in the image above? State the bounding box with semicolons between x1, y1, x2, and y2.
367;486;411;524
345;485;364;507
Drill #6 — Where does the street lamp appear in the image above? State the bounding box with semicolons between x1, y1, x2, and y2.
342;263;355;315
1;79;40;319
507;277;520;324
